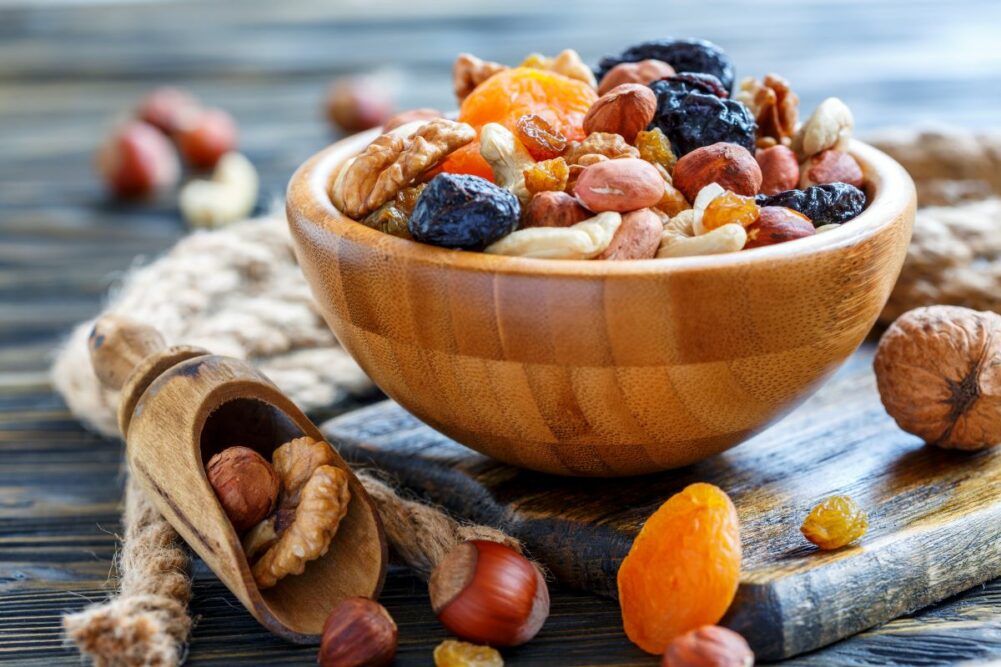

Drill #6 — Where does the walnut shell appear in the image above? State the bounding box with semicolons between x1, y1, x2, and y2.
874;305;1001;450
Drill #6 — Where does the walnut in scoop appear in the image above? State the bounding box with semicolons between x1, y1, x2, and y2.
875;305;1001;450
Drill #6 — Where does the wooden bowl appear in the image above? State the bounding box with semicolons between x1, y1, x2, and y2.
287;133;915;476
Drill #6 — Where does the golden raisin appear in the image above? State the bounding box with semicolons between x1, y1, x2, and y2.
361;183;425;238
524;157;569;195
519;53;548;70
801;495;868;550
618;483;742;655
433;639;504;667
635;128;677;173
515;114;568;160
701;192;760;232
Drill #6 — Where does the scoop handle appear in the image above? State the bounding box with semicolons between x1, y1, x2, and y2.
88;315;167;390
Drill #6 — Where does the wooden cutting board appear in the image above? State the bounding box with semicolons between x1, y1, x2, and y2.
321;342;1001;661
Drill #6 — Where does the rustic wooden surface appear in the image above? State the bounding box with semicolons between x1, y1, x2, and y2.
323;345;1001;660
2;0;1001;664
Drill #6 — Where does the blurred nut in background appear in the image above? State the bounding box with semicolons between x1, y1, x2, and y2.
755;145;800;195
318;597;397;667
179;152;259;228
598;59;676;96
95;120;180;198
205;446;279;533
384;107;444;132
138;86;201;134
175;107;239;170
326;76;394;134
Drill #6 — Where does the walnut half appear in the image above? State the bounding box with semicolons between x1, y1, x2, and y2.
243;436;353;589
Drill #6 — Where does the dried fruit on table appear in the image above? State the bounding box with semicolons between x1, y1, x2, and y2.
755;183;865;227
515;114;568;160
652;91;757;156
595;38;736;94
441;67;597;180
874;305;1001;450
635;128;677;173
598;59;676;95
524;157;569;195
362;183;426;238
800;495;869;550
618;482;742;654
485;211;622;259
433;639;504;667
737;74;799;147
662;625;754;667
800;149;864;189
672;142;762;202
331;118;476;218
410;173;521;250
583;83;657;143
699;191;760;234
745;206;814;248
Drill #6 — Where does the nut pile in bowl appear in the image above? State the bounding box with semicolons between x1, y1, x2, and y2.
329;38;868;260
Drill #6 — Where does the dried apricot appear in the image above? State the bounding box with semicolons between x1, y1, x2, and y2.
524;157;569;195
433;639;503;667
618;483;741;654
441;67;597;180
801;495;868;550
515;114;567;160
701;192;759;232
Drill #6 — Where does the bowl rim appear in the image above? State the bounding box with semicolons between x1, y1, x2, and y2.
286;130;915;276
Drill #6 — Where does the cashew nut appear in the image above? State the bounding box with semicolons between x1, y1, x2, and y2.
479;122;534;204
792;97;854;159
484;211;622;259
658;209;746;258
179;152;259;228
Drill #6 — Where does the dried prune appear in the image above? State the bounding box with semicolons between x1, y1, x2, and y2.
652;91;756;156
648;75;729;134
596;39;735;94
410;173;520;249
755;183;866;226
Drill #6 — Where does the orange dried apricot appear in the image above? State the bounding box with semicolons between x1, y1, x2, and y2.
617;483;741;655
701;192;760;232
441;67;597;180
801;495;868;550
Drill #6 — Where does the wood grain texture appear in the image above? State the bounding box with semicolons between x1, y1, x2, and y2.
2;0;1000;663
323;343;1001;660
288;137;915;476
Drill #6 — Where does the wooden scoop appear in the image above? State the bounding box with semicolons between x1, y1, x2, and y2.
88;314;387;643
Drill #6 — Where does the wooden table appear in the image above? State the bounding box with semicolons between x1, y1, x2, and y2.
2;1;1000;664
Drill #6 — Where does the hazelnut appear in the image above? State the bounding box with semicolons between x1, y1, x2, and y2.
744;207;815;248
662;625;754;667
318;597;397;667
800;149;864;189
583;83;657;143
175;107;238;170
672;143;762;202
205;446;279;533
429;540;549;647
137;86;201;134
95;120;180;198
755;145;799;195
875;305;1001;450
383;107;443;132
326;76;394;134
598;59;676;95
523;191;591;228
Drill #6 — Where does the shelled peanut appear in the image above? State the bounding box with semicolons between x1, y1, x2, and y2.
327;38;870;260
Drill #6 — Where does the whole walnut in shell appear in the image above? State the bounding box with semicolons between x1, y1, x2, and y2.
874;305;1001;450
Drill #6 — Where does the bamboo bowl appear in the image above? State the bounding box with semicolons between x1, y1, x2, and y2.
287;133;915;476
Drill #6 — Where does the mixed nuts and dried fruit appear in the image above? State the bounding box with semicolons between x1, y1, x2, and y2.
329;38;869;260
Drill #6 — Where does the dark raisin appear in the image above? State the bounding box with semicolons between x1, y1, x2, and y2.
596;38;735;94
651;91;756;156
409;173;520;250
755;183;866;226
